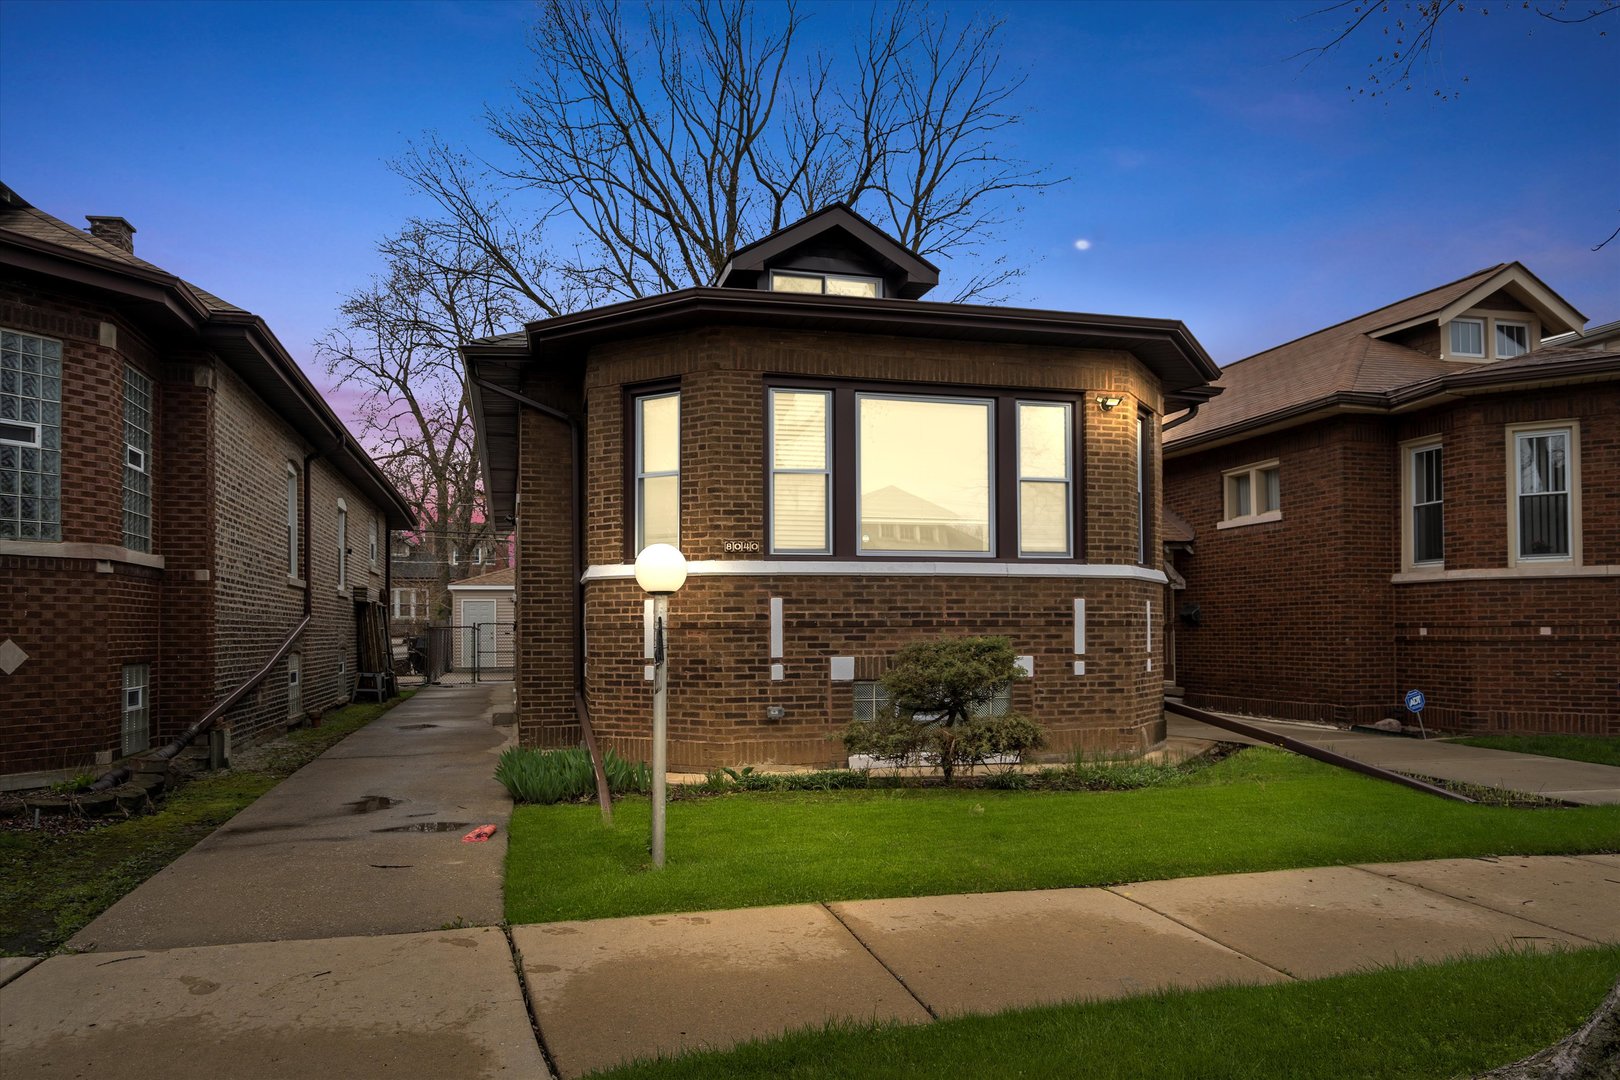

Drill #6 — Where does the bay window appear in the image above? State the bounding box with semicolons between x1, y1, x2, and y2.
1017;401;1073;557
858;393;992;555
769;389;831;553
634;390;680;553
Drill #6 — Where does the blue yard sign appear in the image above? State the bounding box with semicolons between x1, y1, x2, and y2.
1405;689;1426;713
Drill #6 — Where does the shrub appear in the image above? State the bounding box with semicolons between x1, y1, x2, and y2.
693;768;872;796
495;746;651;804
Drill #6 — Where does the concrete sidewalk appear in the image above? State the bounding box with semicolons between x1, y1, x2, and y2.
7;855;1615;1079
69;684;517;951
1168;712;1620;805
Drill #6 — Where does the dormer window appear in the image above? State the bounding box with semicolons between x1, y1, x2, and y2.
1496;321;1530;359
769;270;881;298
1449;318;1485;358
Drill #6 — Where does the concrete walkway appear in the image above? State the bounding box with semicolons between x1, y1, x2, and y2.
1168;712;1620;805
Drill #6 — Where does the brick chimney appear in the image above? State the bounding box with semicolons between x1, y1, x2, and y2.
85;215;136;253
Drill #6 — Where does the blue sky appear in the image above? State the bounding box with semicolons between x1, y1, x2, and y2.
2;0;1615;427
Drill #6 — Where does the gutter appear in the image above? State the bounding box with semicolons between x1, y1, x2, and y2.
470;374;616;823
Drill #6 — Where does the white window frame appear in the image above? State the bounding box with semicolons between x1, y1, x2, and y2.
1445;312;1542;362
1015;399;1073;559
1496;320;1531;359
769;270;883;298
1401;437;1444;570
369;519;379;568
856;391;996;558
336;499;349;592
285;463;299;579
633;389;680;554
1218;459;1281;529
768;388;833;555
0;419;40;447
1506;421;1580;567
1448;317;1486;359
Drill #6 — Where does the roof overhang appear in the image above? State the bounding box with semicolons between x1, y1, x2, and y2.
1370;263;1586;340
717;204;940;299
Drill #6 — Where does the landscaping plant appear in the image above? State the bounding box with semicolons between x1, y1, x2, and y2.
842;636;1042;782
495;746;651;804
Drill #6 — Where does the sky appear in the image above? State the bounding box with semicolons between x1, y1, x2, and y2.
2;0;1616;437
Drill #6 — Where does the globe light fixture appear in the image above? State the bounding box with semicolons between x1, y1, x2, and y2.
633;543;688;868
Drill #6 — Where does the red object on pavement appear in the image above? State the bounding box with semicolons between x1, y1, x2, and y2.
461;824;498;843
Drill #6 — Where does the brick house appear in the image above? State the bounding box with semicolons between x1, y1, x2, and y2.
1163;263;1617;735
388;535;510;637
0;184;414;782
465;205;1220;769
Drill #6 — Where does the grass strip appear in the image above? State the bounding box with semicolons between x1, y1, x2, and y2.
588;946;1620;1080
0;693;411;955
506;748;1620;924
1450;734;1620;769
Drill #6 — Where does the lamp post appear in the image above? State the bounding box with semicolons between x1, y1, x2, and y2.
634;543;687;869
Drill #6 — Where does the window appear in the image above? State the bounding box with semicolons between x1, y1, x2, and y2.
770;389;831;553
859;394;993;555
634;390;680;553
122;663;151;756
1407;441;1444;566
368;519;378;567
392;587;419;618
1511;425;1576;562
1017;401;1072;557
1136;411;1149;564
123;366;152;552
769;270;881;298
1496;321;1530;359
336;500;348;590
1221;460;1281;527
1;329;63;541
1449;318;1485;358
852;679;1011;722
285;463;298;577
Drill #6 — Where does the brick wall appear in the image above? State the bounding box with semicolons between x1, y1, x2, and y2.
515;322;1171;765
1165;384;1619;733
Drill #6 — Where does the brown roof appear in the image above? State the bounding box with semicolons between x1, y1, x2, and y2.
448;566;515;588
1164;263;1601;453
1162;506;1195;545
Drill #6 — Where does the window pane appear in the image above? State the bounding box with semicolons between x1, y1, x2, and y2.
640;474;680;549
859;396;991;554
1517;432;1569;558
639;394;679;473
770;272;824;294
1230;473;1251;518
1497;322;1529;358
1450;319;1484;355
772;391;826;469
1414;504;1444;563
1019;480;1069;554
773;472;828;551
1260;468;1280;513
1518;433;1566;495
825;275;878;298
1018;402;1068;478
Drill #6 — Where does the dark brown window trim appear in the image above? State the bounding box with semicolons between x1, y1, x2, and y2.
1137;405;1154;567
761;373;1087;564
622;378;681;563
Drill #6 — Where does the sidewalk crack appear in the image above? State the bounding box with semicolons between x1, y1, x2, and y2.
1344;863;1602;945
502;925;564;1079
1103;888;1298;983
820;902;939;1022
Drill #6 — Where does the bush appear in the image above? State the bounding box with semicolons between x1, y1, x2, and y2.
693;768;872;795
842;636;1044;782
495;746;652;804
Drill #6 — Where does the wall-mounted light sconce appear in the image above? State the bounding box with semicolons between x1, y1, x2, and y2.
1096;395;1123;412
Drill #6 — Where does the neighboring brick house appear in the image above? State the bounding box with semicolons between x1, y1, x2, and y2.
1;184;414;782
465;205;1220;769
1163;263;1617;735
388;535;510;636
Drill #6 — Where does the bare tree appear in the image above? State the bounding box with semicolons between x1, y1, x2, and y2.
317;226;528;598
392;0;1061;307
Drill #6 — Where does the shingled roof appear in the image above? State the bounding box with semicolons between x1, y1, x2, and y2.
1165;263;1593;454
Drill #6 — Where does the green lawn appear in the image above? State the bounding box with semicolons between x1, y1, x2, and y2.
0;693;410;955
1452;734;1620;768
588;946;1620;1080
506;749;1620;924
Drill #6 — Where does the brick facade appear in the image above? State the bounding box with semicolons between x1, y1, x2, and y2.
512;324;1174;769
1165;385;1619;734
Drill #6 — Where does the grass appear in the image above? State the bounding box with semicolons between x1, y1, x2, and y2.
1451;733;1620;769
505;748;1620;924
587;946;1620;1080
0;692;411;955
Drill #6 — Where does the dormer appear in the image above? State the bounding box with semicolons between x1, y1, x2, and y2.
1370;263;1585;364
717;204;940;300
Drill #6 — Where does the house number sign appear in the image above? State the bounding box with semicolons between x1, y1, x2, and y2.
723;540;762;553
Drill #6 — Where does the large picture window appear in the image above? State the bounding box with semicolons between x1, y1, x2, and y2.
857;393;992;555
1017;401;1072;557
634;390;680;553
1513;427;1573;561
769;389;831;553
1;329;63;542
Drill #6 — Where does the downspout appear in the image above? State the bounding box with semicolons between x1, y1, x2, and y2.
472;374;614;824
1161;403;1201;431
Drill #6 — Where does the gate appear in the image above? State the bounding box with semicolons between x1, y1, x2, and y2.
424;621;515;685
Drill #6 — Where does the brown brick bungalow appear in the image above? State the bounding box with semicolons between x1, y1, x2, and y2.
1163;263;1617;735
1;184;414;783
466;206;1221;769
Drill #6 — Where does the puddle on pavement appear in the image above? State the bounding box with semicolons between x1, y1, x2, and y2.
397;724;439;730
376;822;471;833
348;795;401;814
